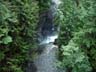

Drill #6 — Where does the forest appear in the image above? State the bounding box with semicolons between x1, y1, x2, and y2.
0;0;96;72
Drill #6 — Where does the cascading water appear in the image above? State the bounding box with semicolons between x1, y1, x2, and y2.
34;43;58;72
26;0;62;72
38;0;60;45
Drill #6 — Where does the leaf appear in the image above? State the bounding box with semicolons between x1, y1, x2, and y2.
0;28;9;34
2;36;12;44
75;54;85;63
63;52;71;56
0;52;5;61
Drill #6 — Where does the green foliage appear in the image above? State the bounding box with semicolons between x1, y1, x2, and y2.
0;0;96;72
0;51;5;61
1;36;12;44
58;0;96;72
0;0;39;72
38;0;51;11
59;40;92;72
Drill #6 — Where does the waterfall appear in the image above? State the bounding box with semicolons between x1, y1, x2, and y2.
38;0;61;45
34;43;58;72
26;0;63;72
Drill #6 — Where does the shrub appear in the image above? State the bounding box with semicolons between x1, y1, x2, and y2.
0;0;39;72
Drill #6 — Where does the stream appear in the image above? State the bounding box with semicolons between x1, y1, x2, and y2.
26;0;64;72
34;43;58;72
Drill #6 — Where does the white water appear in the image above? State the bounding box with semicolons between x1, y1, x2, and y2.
52;0;61;6
26;0;62;72
34;43;58;72
39;35;58;45
34;35;65;72
34;0;61;71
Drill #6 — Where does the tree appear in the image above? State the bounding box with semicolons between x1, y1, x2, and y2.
58;0;96;72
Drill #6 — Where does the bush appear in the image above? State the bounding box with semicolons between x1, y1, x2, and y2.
0;0;39;72
58;0;96;72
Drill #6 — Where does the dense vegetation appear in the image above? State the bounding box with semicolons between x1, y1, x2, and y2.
0;0;96;72
0;0;39;72
58;0;96;72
